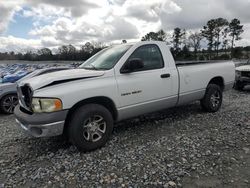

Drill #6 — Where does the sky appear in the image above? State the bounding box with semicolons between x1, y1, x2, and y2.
0;0;250;52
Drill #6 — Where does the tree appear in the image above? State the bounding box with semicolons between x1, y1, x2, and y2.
141;29;167;41
202;18;229;58
83;42;94;54
23;50;37;61
92;42;105;55
181;45;192;60
92;42;105;49
201;19;217;57
157;29;167;41
188;32;203;59
122;39;127;43
213;18;229;56
58;45;68;60
68;44;77;60
221;27;230;52
80;42;95;60
141;32;158;41
37;48;53;60
228;18;244;50
172;27;185;56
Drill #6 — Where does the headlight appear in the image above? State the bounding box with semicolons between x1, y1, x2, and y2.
235;70;241;77
32;98;62;113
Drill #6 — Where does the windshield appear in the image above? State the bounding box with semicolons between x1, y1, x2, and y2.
79;45;131;70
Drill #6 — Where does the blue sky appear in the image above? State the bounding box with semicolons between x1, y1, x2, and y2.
6;11;34;39
0;0;250;52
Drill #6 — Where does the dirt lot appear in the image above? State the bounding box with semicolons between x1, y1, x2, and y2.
0;88;250;188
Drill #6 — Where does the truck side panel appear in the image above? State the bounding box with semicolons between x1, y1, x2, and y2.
177;62;235;106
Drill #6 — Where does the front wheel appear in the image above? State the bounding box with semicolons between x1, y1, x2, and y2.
0;94;18;114
68;104;114;151
200;84;223;113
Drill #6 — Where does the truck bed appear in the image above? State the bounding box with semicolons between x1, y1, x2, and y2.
176;60;231;66
176;60;235;106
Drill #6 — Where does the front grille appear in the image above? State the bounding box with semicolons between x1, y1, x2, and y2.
241;71;250;78
242;71;250;77
17;84;33;111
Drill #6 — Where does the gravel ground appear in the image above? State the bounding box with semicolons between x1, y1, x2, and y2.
0;88;250;188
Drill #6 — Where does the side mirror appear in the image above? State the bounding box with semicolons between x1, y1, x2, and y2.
121;58;144;73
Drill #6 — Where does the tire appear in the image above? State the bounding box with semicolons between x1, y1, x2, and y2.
200;84;223;113
234;81;245;91
0;94;18;114
68;104;114;152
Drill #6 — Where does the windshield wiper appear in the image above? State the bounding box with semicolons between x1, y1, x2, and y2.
89;64;97;70
81;64;109;71
82;64;97;70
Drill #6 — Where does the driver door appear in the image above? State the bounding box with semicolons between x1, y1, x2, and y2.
115;44;177;119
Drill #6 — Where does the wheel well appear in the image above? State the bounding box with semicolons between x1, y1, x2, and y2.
208;77;225;90
0;92;17;101
65;96;118;126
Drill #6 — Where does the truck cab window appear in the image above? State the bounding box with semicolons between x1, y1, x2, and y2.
128;44;164;71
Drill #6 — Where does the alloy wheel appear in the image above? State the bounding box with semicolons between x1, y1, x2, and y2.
2;95;18;113
210;91;221;108
83;115;107;142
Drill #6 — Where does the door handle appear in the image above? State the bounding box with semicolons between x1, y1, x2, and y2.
161;73;171;78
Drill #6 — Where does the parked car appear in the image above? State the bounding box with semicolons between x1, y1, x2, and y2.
14;41;235;151
0;67;70;114
2;70;31;83
1;70;11;79
233;59;250;67
234;64;250;90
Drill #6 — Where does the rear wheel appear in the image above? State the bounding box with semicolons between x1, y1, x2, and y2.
68;104;114;151
0;94;18;114
200;84;223;112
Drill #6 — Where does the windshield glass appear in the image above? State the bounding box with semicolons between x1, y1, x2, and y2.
79;45;131;70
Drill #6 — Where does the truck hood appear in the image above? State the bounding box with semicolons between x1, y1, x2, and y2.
236;65;250;72
19;69;105;90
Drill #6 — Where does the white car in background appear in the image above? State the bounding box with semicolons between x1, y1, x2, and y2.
235;64;250;90
0;67;70;114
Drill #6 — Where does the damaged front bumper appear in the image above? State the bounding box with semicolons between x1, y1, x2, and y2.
14;105;68;137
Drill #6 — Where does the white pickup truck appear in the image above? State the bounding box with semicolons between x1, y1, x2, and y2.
14;41;235;151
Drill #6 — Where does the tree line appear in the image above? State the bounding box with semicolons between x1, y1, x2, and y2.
0;17;248;61
0;42;105;61
141;18;246;60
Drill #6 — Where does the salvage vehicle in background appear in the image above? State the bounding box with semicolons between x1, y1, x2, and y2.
234;64;250;90
2;70;31;83
15;41;235;151
0;66;19;79
0;67;70;114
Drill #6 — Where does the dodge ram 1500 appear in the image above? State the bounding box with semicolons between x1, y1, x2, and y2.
14;41;235;151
